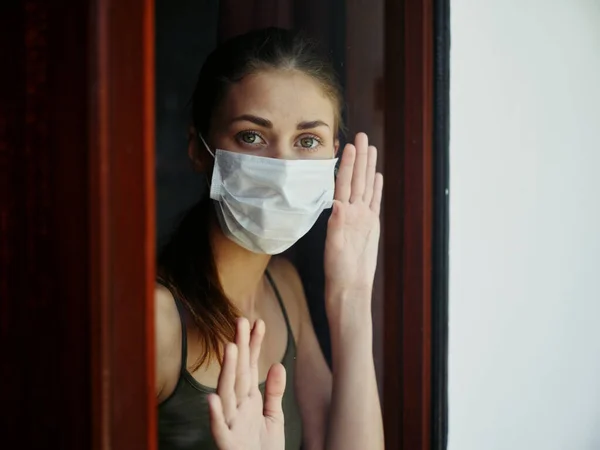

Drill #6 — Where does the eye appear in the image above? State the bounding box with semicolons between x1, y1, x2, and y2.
296;134;323;151
236;131;265;146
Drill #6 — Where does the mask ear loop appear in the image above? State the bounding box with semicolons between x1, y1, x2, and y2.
198;133;215;158
198;133;215;189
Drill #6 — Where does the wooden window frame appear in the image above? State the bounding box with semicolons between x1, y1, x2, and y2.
89;0;157;448
383;0;449;449
1;0;156;448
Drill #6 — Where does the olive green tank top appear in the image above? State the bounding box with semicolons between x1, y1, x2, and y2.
158;272;303;450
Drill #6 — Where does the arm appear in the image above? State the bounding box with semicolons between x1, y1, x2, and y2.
324;288;382;450
155;285;183;402
284;258;382;450
322;131;385;449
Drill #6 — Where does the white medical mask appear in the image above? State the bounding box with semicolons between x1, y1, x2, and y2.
200;136;337;254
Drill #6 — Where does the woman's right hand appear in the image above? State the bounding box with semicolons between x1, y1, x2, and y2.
208;318;286;450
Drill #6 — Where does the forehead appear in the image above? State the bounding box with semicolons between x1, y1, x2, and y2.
216;69;336;128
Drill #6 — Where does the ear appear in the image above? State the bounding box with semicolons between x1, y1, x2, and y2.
188;125;207;172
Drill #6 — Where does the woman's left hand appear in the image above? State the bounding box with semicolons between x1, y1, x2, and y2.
208;318;286;450
324;132;383;306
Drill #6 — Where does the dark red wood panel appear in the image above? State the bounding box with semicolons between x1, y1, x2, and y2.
0;0;155;448
0;1;92;448
384;0;434;448
89;0;156;448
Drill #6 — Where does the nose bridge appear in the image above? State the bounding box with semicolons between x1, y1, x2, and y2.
268;139;296;160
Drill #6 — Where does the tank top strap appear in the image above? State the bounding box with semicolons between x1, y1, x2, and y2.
157;280;188;375
265;270;294;337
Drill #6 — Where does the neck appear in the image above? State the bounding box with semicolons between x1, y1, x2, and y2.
209;219;271;315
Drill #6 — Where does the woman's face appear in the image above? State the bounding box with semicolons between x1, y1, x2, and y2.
208;69;339;160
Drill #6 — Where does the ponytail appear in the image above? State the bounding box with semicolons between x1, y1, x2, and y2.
157;196;238;369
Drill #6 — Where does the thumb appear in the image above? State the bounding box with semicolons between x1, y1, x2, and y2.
263;363;286;423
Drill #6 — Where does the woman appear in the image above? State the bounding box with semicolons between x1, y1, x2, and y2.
156;27;384;450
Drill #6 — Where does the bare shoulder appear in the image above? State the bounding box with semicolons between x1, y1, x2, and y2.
155;284;183;401
267;256;311;340
155;284;181;349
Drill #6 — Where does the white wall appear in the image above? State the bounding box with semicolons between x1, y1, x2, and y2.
449;1;600;449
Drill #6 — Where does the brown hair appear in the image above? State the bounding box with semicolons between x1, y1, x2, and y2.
158;27;344;369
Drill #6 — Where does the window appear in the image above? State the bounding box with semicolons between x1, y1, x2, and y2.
1;0;449;448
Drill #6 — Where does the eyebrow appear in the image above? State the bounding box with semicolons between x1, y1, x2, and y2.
230;114;330;130
297;120;330;130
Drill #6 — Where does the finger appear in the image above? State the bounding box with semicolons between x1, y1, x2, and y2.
249;319;265;391
350;132;369;203
370;173;384;215
362;145;378;203
234;317;251;400
263;363;287;424
208;394;231;445
217;342;238;422
334;144;355;203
